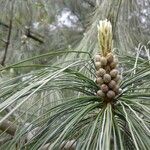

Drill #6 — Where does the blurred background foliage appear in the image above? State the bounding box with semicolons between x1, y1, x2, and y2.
0;0;149;68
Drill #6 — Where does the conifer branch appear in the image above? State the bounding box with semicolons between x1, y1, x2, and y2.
1;1;14;66
25;27;44;44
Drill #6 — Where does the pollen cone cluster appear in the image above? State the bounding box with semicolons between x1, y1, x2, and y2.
95;20;122;102
95;53;122;101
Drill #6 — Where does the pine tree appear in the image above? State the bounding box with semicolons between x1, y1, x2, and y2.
0;0;150;149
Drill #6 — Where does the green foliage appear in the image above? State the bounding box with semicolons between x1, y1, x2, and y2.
0;48;150;149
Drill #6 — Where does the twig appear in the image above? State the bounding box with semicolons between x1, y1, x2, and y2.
0;39;7;44
0;21;9;28
25;27;44;44
1;2;14;66
83;0;95;8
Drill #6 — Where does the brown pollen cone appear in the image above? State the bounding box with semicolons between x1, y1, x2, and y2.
95;52;122;102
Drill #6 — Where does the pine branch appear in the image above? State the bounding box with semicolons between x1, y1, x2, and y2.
1;2;14;66
0;39;7;44
83;0;95;8
25;27;44;44
0;21;9;28
0;119;76;149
